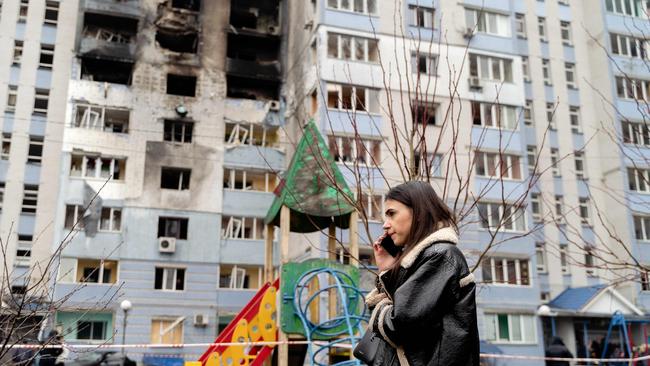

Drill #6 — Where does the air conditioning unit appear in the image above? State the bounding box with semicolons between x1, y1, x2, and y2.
158;237;176;253
268;100;281;111
468;76;483;90
193;313;209;326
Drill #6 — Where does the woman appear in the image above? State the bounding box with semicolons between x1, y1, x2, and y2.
359;181;479;366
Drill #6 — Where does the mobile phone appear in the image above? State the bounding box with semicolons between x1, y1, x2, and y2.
380;235;402;257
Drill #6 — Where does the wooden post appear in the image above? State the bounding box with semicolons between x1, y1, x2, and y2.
349;212;359;268
264;224;274;282
278;205;290;366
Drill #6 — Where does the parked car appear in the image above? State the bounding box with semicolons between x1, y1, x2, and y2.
63;351;135;366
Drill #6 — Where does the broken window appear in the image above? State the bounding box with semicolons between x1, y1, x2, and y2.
224;122;279;147
69;154;126;180
219;264;263;289
76;259;118;284
223;169;277;192
155;267;185;291
158;217;188;239
73;104;129;133
81;58;133;85
2;133;11;160
82;12;138;44
412;101;437;125
22;184;38;214
99;207;121;232
64;205;85;229
34;89;49;115
226;75;279;100
164;120;193;143
39;44;55;69
27;136;44;164
328;134;381;165
167;74;197;97
326;83;379;113
18;0;28;22
161;167;191;190
327;33;379;62
44;1;59;26
221;216;265;240
13;41;23;66
156;30;198;53
171;0;200;11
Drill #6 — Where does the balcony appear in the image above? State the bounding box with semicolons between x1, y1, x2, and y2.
226;58;280;80
82;0;140;18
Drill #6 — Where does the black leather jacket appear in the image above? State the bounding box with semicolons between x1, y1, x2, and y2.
363;228;480;366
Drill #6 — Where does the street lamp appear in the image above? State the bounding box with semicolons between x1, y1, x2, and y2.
120;300;132;356
537;304;558;337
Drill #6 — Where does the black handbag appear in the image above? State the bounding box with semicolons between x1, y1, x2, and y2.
353;330;380;365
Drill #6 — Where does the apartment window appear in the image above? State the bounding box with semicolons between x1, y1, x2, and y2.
469;54;513;82
33;89;49;115
77;259;117;284
481;257;530;285
546;103;556;130
77;321;106;341
560;244;569;273
471;102;518;130
569;106;582;133
327;33;379;63
13;41;23;66
554;195;564;222
64;205;85;229
477;201;526;232
164;120;193;143
579;197;591;225
39;45;55;69
7;85;18;112
161;167;191;190
412;101;437;126
158;217;189;239
522;57;530;82
606;0;647;17
465;8;511;37
610;33;648;59
628;167;650;193
622;120;650;146
635;215;650;240
542;59;552;85
1;134;11;160
515;13;527;39
574;151;586;180
558;0;570;5
27;136;44;164
535;242;547;272
22;185;38;214
219;264;263;289
409;5;434;28
484;313;536;344
328;0;377;14
73;104;129;133
527;145;537;175
359;193;383;221
44;1;59;25
641;269;650;291
221;216;265;240
414;151;444;178
326;83;380;113
538;17;547;42
560;21;573;46
616;76;650;100
565;63;577;89
150;319;183;344
18;0;28;22
0;183;4;211
69;155;126;180
531;193;542;222
411;52;438;75
99;207;122;232
166;74;196;97
225;122;279;148
154;267;185;291
15;248;32;267
328;135;381;165
223;169;277;192
524;100;533;126
475;151;521;180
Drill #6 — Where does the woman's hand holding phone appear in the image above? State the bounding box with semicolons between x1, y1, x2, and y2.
373;233;398;272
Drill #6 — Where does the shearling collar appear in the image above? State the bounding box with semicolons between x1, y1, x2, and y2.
400;227;458;269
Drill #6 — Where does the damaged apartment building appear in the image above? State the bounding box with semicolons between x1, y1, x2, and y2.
39;0;286;362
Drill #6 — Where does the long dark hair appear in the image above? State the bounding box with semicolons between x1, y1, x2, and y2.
385;181;456;276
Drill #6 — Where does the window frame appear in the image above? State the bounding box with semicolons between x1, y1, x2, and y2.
515;13;527;39
484;313;537;344
327;32;379;63
13;41;24;66
39;44;55;69
471;101;519;130
326;83;380;114
535;242;547;273
327;0;378;15
579;197;591;226
154;267;186;291
538;17;548;42
542;59;552;86
477;201;527;232
574;151;587;180
409;5;435;28
7;85;18;112
70;154;126;181
33;89;50;115
550;148;561;177
27;136;44;164
21;184;38;214
560;21;573;46
565;62;577;89
465;8;511;37
98;207;122;232
44;1;59;25
469;54;514;83
622;120;650;146
628;167;650;193
481;257;531;286
474;150;522;180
